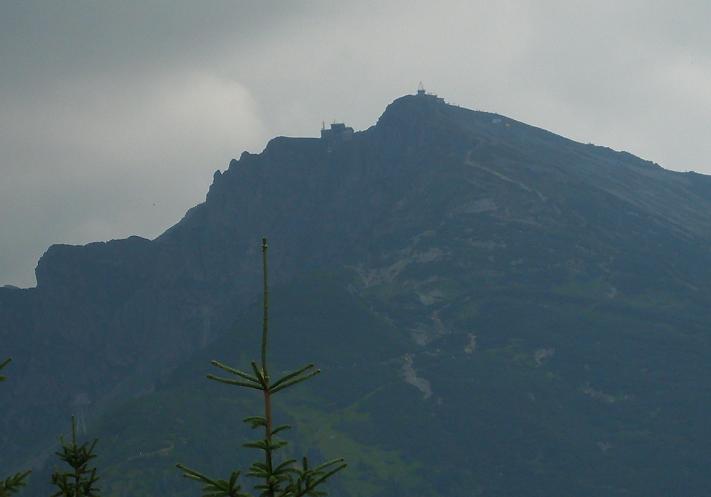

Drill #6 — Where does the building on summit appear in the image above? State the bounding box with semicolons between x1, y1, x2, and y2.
416;82;445;103
321;122;354;141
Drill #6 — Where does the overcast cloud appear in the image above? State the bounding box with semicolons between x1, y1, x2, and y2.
2;0;711;287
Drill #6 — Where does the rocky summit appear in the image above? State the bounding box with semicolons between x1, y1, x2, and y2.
4;92;711;497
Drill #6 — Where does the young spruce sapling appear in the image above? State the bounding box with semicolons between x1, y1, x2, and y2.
50;417;100;497
177;238;346;497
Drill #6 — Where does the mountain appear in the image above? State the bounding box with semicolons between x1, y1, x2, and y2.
4;92;711;497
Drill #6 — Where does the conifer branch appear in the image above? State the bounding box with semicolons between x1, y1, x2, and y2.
251;362;268;387
207;374;265;390
271;425;291;436
0;471;31;497
176;465;250;497
244;416;268;429
270;370;321;394
269;364;316;390
211;360;262;385
0;358;11;382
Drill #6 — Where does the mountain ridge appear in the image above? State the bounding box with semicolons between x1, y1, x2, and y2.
4;93;711;496
30;93;711;292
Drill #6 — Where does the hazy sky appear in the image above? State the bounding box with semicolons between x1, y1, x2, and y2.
2;0;711;287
